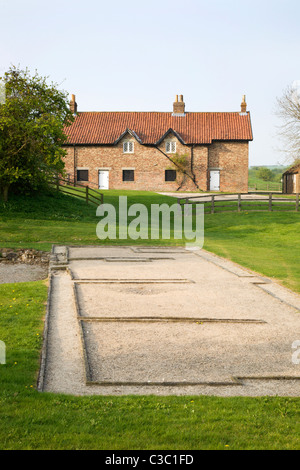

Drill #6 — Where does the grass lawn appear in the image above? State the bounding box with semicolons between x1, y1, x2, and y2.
1;189;300;292
0;189;300;450
204;210;300;293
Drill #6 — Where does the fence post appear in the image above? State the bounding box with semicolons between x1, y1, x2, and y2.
211;195;215;214
237;194;241;212
86;185;89;204
268;192;272;211
296;193;299;212
56;176;59;192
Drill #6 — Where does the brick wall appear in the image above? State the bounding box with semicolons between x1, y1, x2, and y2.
208;141;249;192
63;136;249;192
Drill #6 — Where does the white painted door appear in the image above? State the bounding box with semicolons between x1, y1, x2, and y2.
210;170;220;191
98;170;109;190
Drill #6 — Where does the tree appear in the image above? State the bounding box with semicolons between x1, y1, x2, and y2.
0;66;74;201
276;82;300;164
256;167;273;181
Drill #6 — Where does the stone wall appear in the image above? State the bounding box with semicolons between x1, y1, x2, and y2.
0;249;50;265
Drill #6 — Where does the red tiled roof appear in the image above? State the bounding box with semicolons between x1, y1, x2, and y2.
63;111;253;145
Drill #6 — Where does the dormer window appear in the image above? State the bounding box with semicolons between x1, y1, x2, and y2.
165;141;176;153
123;141;134;153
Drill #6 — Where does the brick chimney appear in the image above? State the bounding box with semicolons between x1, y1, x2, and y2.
70;94;77;115
240;95;247;113
173;94;185;115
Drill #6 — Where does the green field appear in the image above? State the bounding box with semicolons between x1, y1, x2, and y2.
0;189;299;450
248;165;286;192
248;176;282;192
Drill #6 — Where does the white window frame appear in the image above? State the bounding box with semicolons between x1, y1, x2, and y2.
165;141;176;153
123;141;134;154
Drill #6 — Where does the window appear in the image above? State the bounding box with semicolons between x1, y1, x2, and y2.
165;169;177;182
123;141;134;153
77;169;89;181
123;169;135;182
165;141;176;153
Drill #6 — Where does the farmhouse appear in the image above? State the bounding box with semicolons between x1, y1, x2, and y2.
282;162;300;194
63;95;253;192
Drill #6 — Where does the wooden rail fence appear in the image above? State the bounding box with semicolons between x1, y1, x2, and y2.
50;177;104;206
178;192;299;214
248;183;282;192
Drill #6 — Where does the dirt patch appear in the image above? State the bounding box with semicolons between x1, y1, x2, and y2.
0;249;49;284
0;263;48;284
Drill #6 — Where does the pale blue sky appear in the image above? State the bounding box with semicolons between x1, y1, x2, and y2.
1;0;299;166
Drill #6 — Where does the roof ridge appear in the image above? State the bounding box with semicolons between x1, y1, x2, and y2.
76;110;248;114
